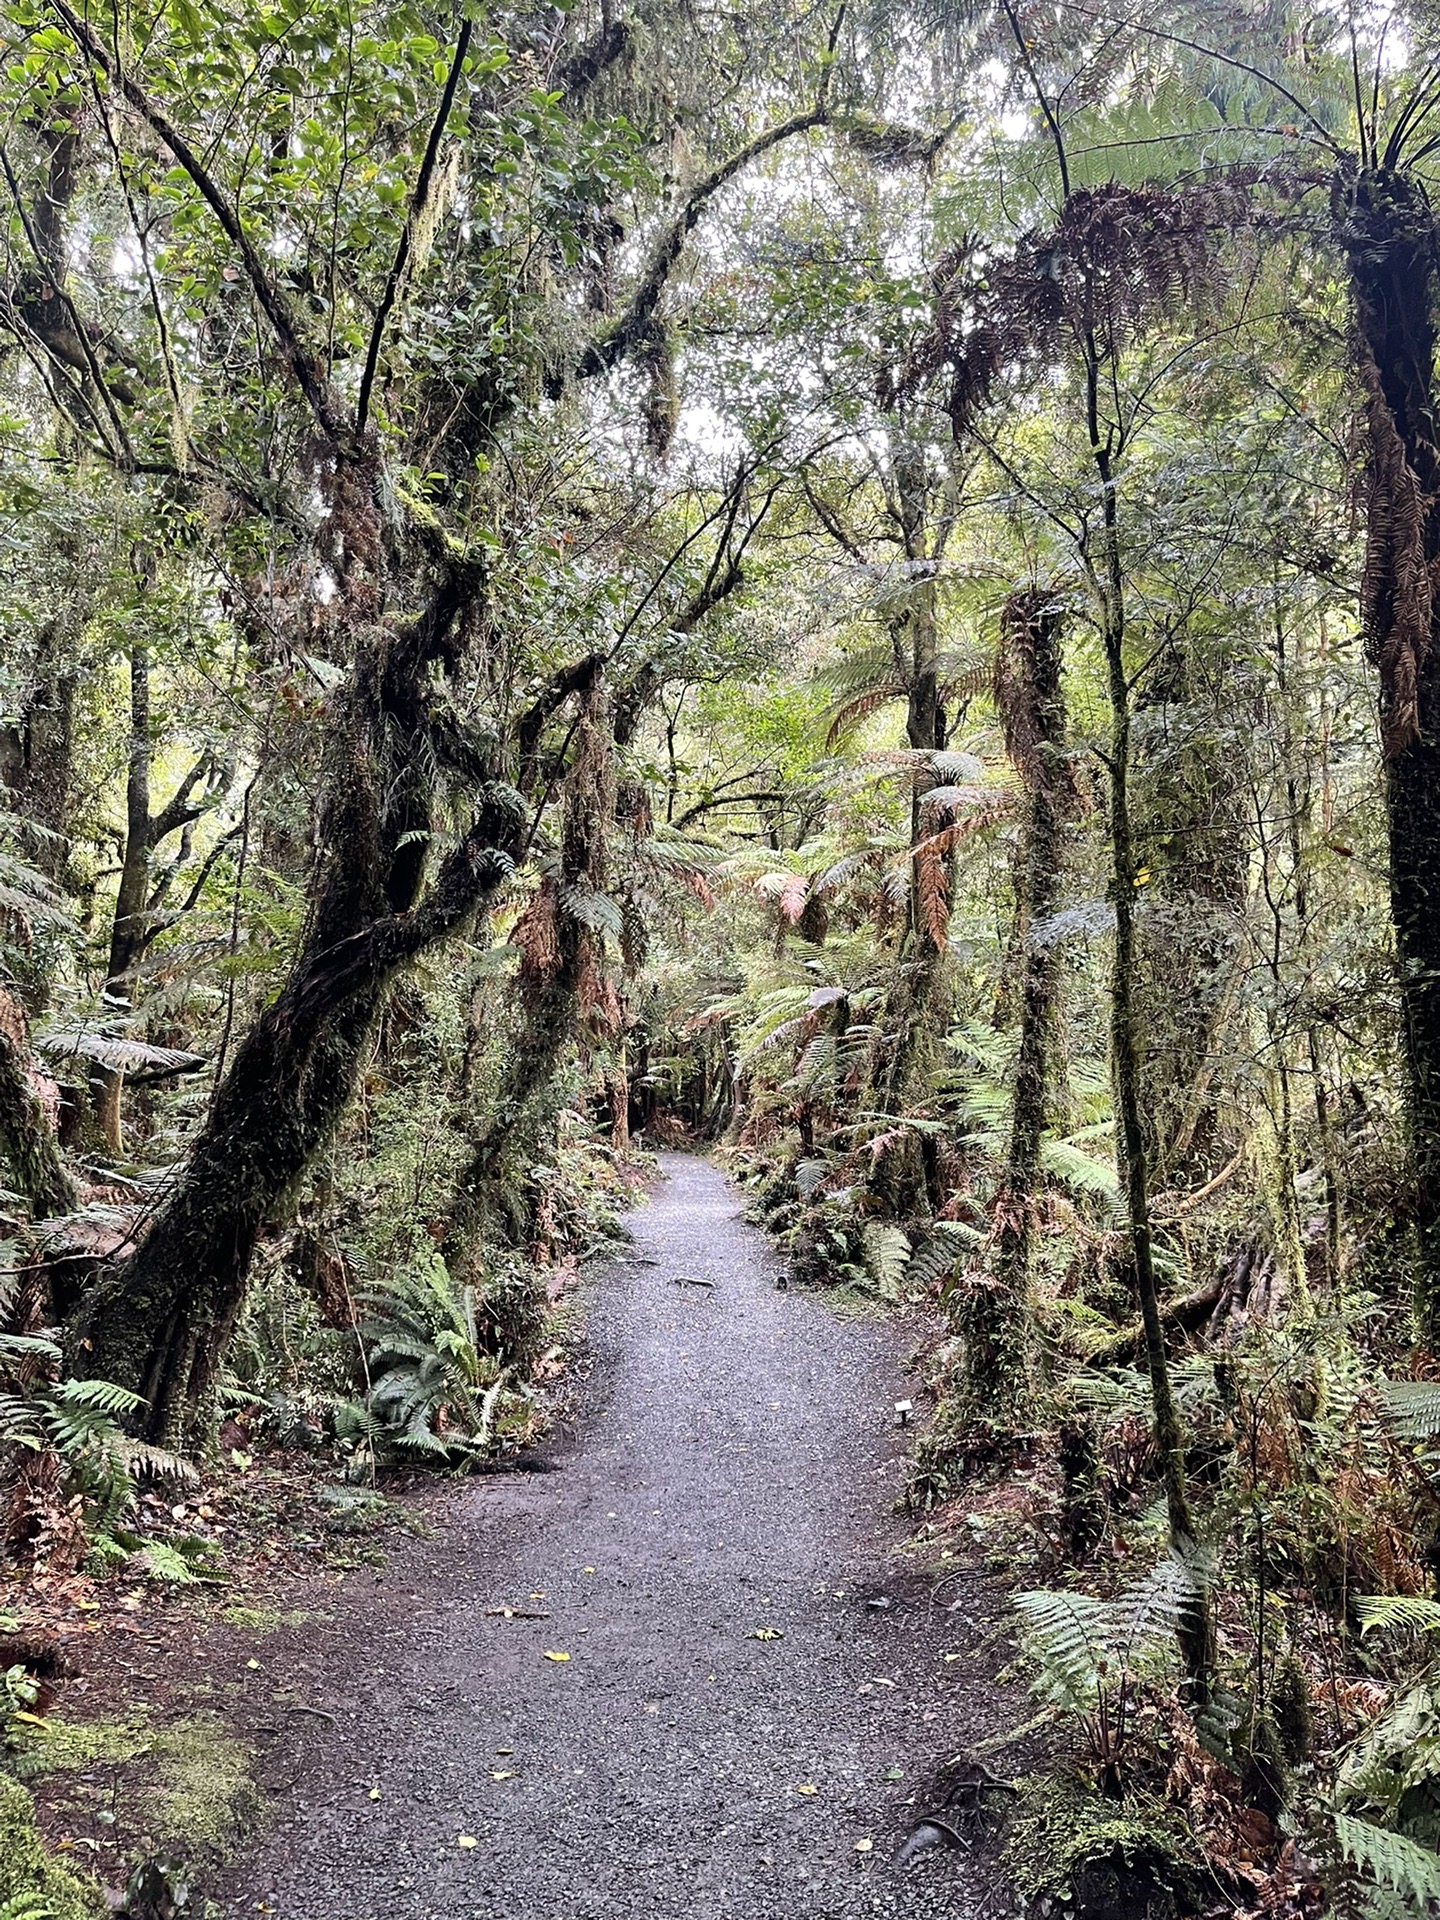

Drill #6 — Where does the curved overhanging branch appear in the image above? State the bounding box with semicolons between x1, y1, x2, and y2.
574;105;831;380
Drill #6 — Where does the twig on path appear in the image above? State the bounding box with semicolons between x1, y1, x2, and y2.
284;1704;338;1725
894;1813;971;1871
672;1274;716;1288
928;1566;991;1607
484;1606;551;1620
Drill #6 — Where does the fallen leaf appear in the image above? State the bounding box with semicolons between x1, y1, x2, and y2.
457;1834;478;1849
12;1711;48;1728
854;1838;873;1854
368;1787;381;1801
491;1769;516;1780
542;1650;571;1662
749;1627;783;1641
246;1659;261;1670
794;1783;817;1796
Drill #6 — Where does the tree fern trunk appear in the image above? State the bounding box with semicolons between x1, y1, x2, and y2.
958;590;1071;1433
1344;169;1440;1345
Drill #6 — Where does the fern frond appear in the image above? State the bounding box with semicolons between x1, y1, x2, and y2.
1335;1812;1440;1909
1356;1595;1440;1636
1014;1588;1108;1711
1377;1381;1440;1441
134;1539;201;1584
50;1378;145;1419
860;1223;911;1298
115;1439;200;1490
1109;1554;1202;1658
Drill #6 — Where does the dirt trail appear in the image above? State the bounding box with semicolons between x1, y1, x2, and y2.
216;1154;1007;1918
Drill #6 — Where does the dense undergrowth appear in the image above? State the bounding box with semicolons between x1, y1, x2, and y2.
8;0;1440;1913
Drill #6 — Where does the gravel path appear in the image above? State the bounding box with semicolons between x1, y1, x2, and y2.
217;1155;1007;1918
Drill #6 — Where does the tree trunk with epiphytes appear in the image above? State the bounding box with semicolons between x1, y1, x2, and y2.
957;589;1074;1433
1343;168;1440;1345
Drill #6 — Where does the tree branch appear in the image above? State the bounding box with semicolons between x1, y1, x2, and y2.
355;16;473;439
514;652;607;794
45;0;345;445
574;107;829;380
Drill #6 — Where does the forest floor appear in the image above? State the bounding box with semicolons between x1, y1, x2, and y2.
21;1154;1028;1918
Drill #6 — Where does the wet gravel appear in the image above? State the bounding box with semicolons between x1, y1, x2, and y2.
216;1155;1009;1918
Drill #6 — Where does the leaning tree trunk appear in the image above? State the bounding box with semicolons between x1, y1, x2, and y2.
1344;169;1440;1345
72;561;524;1442
957;589;1073;1434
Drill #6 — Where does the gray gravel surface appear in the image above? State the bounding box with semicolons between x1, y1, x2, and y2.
216;1154;1010;1918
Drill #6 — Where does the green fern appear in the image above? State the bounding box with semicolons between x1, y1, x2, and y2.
1335;1812;1440;1910
0;1896;56;1920
1377;1382;1440;1442
1017;1555;1205;1712
1014;1587;1111;1711
860;1223;911;1298
1356;1596;1440;1637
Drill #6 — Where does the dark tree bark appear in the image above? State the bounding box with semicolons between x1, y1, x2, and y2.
865;431;951;1218
1343;169;1440;1343
957;590;1073;1432
443;684;614;1278
89;640;214;1151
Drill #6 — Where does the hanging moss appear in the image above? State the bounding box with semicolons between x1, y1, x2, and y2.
0;1774;107;1919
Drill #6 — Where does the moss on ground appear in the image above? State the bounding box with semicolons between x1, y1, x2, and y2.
1003;1772;1210;1919
14;1706;260;1864
221;1605;312;1630
0;1774;107;1918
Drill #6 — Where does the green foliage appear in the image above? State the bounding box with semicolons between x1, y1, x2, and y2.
1015;1555;1205;1786
0;1777;105;1920
355;1244;521;1463
1336;1812;1440;1914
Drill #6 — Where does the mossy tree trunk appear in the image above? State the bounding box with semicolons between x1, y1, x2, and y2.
72;555;527;1442
443;682;614;1280
1343;169;1440;1345
957;589;1072;1434
0;990;75;1221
